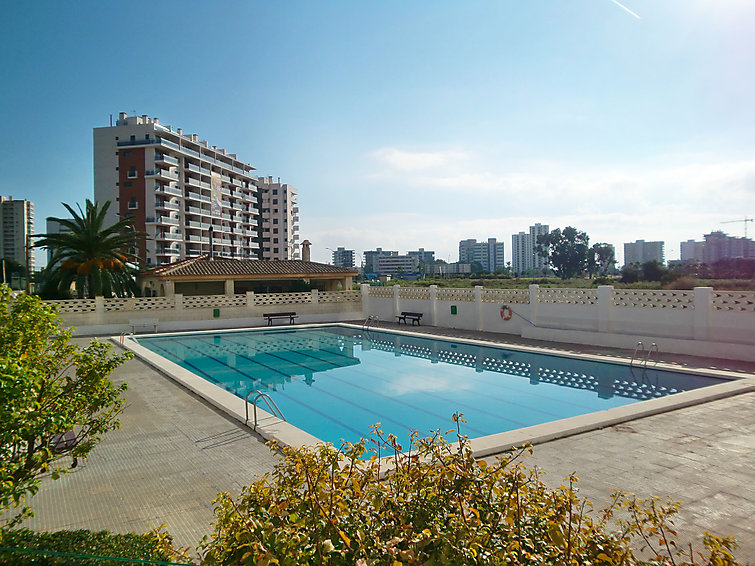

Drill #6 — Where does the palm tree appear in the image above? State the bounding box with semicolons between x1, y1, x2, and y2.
34;200;144;299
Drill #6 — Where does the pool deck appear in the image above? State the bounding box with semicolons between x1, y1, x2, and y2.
18;326;755;561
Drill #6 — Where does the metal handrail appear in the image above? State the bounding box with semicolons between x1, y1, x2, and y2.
362;314;378;332
244;389;286;429
645;342;658;367
630;341;644;367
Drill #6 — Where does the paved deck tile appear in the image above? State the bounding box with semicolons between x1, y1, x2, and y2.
16;329;755;561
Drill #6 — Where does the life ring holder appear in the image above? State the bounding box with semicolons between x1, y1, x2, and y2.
500;304;513;321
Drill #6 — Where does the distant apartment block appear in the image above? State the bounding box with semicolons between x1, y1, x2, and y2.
363;248;397;273
511;223;549;276
94;113;261;266
0;197;34;278
256;176;299;260
376;254;419;275
331;247;355;268
458;238;505;273
407;248;435;271
426;262;471;276
45;218;73;266
624;240;665;266
697;231;754;263
680;239;705;263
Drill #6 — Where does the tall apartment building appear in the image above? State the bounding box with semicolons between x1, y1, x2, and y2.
255;176;299;260
331;247;355;268
376;254;419;275
680;239;705;262
458;238;505;273
511;223;549;276
407;248;435;271
624;240;665;266
0;197;34;278
363;248;397;273
94;113;261;266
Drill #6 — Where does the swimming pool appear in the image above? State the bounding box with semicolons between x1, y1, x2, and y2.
134;325;727;447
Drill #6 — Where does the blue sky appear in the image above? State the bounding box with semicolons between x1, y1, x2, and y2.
1;0;753;266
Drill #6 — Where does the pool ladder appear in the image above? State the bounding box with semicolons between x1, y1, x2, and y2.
245;390;286;429
630;341;658;368
363;315;379;332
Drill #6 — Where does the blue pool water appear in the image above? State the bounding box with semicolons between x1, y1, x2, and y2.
137;325;724;446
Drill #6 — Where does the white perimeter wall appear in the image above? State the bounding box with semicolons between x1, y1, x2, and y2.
363;285;755;362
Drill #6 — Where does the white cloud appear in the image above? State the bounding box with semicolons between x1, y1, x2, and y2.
302;147;755;266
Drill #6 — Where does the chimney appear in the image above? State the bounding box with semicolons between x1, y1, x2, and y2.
301;240;311;262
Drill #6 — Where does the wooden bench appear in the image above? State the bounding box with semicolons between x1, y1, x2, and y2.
263;312;298;326
396;311;423;325
128;318;159;333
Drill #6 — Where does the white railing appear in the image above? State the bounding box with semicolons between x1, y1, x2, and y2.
53;299;97;313
436;288;475;302
538;288;599;305
319;290;361;303
255;292;313;305
182;294;247;309
480;288;529;304
613;289;694;309
398;287;431;300
711;291;755;312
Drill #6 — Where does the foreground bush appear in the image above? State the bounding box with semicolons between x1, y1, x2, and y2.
0;528;176;565
202;418;740;565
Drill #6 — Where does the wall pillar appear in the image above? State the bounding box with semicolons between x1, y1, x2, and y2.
528;284;540;326
429;285;438;326
95;296;104;325
693;287;713;341
174;293;183;311
361;284;370;318
311;289;319;305
393;284;401;320
597;285;614;332
474;285;483;331
246;291;255;310
224;279;234;296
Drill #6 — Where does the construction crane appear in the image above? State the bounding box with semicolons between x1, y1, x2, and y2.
721;216;753;238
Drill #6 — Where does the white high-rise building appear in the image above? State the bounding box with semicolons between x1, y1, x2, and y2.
94;113;261;266
511;223;549;276
255;176;299;260
331;247;355;268
458;238;505;272
624;240;665;266
0;197;34;280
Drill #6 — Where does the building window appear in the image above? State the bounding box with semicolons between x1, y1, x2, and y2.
274;248;279;253
128;167;137;178
272;199;278;204
123;150;132;157
272;189;278;195
273;228;278;234
124;181;132;187
128;197;138;209
130;135;135;141
273;218;278;224
273;238;279;244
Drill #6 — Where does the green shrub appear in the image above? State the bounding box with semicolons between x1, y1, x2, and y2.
0;528;180;565
201;419;740;565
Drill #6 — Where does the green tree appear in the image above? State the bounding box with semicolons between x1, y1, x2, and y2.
34;200;143;299
535;227;590;279
642;260;666;282
590;243;616;277
0;286;131;524
620;263;641;283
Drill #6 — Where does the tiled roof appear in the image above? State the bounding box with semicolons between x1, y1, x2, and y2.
140;255;358;279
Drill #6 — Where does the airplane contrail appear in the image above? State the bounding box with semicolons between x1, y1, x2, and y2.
610;0;641;19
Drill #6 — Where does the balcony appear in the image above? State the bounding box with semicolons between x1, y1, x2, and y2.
155;201;180;211
157;232;182;241
118;139;158;147
156;247;180;256
159;138;200;158
154;185;182;197
155;154;179;166
146;169;179;181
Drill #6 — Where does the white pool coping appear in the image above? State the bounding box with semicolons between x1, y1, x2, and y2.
113;323;755;458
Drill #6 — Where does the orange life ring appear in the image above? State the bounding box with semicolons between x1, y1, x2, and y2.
500;305;513;321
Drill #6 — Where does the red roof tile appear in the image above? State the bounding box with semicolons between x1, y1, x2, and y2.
140;255;358;279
